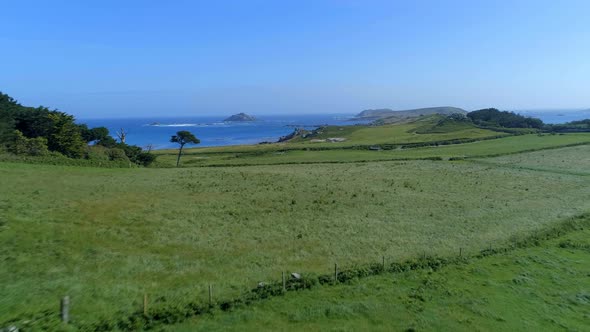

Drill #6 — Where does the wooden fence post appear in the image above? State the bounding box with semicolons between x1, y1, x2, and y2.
208;284;212;307
382;256;385;270
143;294;148;316
282;272;286;292
459;247;462;257
60;296;69;324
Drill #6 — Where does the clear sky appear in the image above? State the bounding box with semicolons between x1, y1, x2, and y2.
1;0;589;118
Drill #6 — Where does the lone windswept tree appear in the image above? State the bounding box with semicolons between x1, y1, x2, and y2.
171;130;200;166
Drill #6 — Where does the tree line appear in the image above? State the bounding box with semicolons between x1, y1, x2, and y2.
464;108;589;132
0;92;156;166
465;108;544;129
545;119;590;132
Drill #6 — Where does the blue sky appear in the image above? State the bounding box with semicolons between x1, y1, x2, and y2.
1;0;589;118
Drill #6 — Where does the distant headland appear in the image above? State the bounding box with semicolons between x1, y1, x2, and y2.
351;106;467;123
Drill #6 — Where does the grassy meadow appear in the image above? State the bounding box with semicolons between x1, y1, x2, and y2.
1;143;590;329
167;225;590;331
153;133;590;167
474;144;590;176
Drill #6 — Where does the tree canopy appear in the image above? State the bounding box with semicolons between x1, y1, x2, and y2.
0;91;155;166
467;108;544;129
171;130;200;166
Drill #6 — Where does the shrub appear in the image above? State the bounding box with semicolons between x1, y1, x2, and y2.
109;148;130;162
86;145;111;161
8;130;49;156
135;152;157;166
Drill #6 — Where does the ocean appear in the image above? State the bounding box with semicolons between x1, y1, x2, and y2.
82;114;371;149
81;110;589;149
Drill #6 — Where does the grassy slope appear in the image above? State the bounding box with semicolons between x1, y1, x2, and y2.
289;117;498;145
154;133;590;167
151;116;504;158
168;227;590;331
1;144;590;327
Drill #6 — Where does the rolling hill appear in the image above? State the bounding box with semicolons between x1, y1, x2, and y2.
354;106;467;123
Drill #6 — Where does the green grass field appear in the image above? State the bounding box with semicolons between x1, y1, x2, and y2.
167;225;590;331
153;133;590;167
2;141;590;329
473;144;590;176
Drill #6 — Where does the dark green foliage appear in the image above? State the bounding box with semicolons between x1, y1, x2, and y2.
546;118;590;132
45;112;86;158
119;143;141;161
135;152;157;166
79;124;110;143
108;148;130;162
8;130;49;156
0;92;84;157
413;115;475;134
568;119;590;126
467;108;544;129
113;143;156;166
86;145;111;161
96;135;118;148
446;113;470;122
0;91;156;166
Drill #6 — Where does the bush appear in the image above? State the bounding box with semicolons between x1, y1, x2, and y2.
8;130;49;156
135;152;157;166
86;145;111;161
108;148;130;162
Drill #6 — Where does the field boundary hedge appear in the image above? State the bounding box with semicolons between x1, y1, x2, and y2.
0;153;136;168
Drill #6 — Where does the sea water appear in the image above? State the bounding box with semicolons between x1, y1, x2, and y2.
82;114;370;149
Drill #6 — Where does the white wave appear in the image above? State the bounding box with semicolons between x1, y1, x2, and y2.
155;123;198;127
146;122;231;127
143;123;197;127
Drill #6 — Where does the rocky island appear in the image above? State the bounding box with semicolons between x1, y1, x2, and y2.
223;113;256;122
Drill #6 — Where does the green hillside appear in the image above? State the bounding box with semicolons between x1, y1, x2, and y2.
288;115;500;145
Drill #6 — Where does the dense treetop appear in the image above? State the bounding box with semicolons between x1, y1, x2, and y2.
467;108;544;129
0;92;155;166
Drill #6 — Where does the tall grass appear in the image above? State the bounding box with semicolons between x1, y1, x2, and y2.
167;224;590;331
1;146;590;326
